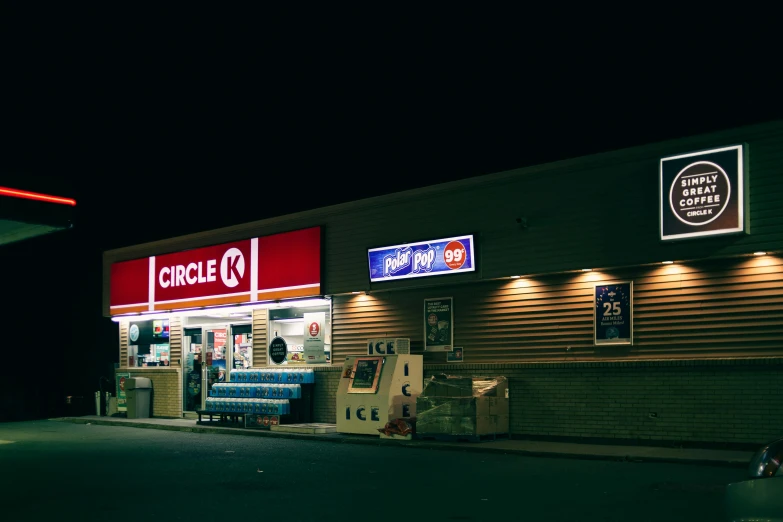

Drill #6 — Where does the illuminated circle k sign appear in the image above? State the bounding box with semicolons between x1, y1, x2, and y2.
220;248;245;288
669;161;731;226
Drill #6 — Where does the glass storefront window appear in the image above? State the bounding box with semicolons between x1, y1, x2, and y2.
128;319;171;367
267;304;331;366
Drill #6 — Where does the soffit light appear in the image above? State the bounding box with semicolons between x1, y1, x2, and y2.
110;298;330;322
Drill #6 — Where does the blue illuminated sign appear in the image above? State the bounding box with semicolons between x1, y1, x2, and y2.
368;235;475;283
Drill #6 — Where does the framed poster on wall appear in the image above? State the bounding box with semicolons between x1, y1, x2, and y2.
424;297;453;351
594;282;633;345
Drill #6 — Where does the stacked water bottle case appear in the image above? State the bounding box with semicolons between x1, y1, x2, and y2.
206;368;315;417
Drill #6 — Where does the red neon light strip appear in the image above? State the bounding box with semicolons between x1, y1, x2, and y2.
0;186;76;206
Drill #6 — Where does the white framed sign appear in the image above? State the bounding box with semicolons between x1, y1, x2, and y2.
303;312;327;364
660;144;748;241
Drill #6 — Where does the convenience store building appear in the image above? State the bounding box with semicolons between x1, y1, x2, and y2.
103;120;783;445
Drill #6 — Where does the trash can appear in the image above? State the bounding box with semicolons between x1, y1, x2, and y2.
126;377;152;419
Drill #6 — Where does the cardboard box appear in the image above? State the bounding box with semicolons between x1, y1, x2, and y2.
451;416;495;436
416;416;453;435
417;375;509;438
423;375;508;398
473;376;508;398
488;397;509;416
451;416;475;435
493;414;509;434
245;414;280;429
417;397;490;418
417;414;501;437
423;375;474;397
421;380;439;397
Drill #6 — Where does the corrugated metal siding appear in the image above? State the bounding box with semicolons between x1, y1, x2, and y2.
103;121;783;315
326;129;783;294
169;316;182;367
252;308;268;367
119;320;128;368
332;256;783;364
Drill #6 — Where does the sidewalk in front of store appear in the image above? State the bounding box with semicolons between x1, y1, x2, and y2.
53;415;753;468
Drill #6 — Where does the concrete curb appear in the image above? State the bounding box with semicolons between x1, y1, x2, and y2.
52;417;748;468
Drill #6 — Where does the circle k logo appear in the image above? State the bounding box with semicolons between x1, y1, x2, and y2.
309;321;320;337
220;248;245;288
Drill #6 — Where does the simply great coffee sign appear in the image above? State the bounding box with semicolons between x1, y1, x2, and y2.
110;227;321;314
660;145;747;240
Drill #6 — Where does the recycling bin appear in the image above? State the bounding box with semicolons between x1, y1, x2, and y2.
126;377;152;418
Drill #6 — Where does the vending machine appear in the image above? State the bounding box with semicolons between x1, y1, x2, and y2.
336;352;423;435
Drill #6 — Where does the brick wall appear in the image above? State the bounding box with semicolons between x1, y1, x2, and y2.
123;368;182;418
309;358;783;445
313;367;341;423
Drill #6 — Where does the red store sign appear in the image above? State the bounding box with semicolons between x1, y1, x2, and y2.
110;227;321;315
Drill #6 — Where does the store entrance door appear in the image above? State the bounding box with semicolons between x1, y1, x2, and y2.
230;324;253;371
201;327;232;410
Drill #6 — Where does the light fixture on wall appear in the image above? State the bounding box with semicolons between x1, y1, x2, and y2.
661;261;674;265
509;275;521;279
754;251;767;256
110;297;331;322
581;268;593;272
351;291;361;294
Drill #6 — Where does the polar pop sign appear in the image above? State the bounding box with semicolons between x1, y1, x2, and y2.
660;145;747;241
110;227;321;314
368;235;475;283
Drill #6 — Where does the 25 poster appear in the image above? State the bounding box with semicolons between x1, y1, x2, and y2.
594;282;633;345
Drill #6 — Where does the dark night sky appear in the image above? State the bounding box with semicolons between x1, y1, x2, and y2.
2;13;779;248
1;11;781;415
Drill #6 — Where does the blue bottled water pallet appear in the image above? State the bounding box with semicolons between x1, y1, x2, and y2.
229;369;314;384
204;398;291;415
210;384;302;399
